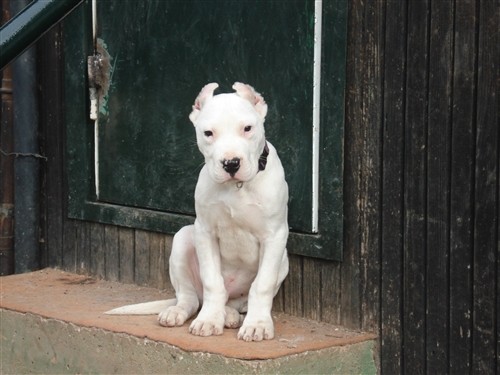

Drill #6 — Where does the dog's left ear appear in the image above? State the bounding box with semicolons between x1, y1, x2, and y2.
189;82;219;124
232;82;268;119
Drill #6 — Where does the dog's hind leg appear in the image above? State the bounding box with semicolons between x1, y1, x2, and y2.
224;296;248;328
224;306;244;328
158;225;201;327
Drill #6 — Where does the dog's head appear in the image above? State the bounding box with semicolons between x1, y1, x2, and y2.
189;82;268;184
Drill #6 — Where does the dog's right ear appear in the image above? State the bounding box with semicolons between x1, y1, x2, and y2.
232;82;268;119
189;83;219;124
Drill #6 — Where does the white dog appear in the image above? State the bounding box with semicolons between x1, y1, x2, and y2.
106;82;289;342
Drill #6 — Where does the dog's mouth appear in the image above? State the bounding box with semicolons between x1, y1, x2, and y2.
222;169;250;183
208;162;253;184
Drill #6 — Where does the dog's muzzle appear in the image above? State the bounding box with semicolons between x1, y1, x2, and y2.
222;157;241;177
219;142;268;179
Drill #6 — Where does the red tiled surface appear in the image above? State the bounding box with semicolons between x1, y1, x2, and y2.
0;269;376;360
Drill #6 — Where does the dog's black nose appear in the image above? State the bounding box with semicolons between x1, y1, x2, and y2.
222;157;240;177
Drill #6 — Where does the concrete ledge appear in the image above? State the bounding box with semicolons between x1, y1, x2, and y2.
1;269;377;374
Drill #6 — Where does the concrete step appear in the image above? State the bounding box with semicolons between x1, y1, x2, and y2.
1;269;377;374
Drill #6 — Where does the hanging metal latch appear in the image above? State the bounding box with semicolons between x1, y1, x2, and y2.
87;39;111;120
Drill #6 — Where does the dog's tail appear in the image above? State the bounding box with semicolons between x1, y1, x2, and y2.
104;299;177;315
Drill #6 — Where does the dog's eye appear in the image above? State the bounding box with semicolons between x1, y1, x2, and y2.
204;130;213;137
244;125;252;132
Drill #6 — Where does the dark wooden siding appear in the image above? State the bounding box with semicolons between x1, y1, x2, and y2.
38;0;498;373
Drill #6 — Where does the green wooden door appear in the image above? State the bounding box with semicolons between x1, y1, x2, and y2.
65;0;346;260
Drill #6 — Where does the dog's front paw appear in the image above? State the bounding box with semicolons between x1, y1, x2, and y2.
189;310;225;336
237;315;274;341
158;306;189;327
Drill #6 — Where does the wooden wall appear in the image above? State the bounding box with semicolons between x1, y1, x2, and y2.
341;0;498;373
38;0;498;373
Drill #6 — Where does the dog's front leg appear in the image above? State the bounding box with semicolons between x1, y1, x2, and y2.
189;220;228;336
238;227;289;341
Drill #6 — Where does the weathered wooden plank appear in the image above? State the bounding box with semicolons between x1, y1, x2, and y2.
357;0;384;333
380;0;407;372
302;257;321;321
498;205;500;375
425;0;454;371
471;1;499;372
89;222;105;279
76;221;90;274
320;261;341;325
449;0;478;372
283;255;303;317
402;0;429;372
134;229;150;286
342;0;366;330
118;227;135;284
104;225;119;282
62;220;77;272
38;26;64;269
149;232;168;289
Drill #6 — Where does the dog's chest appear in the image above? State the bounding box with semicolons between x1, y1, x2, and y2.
204;187;263;266
209;186;263;229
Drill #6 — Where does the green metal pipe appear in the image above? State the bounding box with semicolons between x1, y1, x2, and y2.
0;0;84;69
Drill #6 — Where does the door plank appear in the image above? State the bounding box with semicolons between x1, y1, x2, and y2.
89;222;105;279
302;258;322;321
449;0;478;371
403;0;430;372
134;230;150;286
283;255;303;317
118;227;135;284
104;225;119;282
425;0;454;371
471;1;499;372
380;0;407;372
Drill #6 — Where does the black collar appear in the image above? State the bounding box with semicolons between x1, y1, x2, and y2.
258;141;269;172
